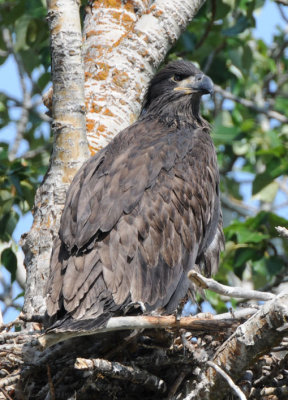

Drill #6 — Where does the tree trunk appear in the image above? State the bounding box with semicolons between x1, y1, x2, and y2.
84;0;206;152
21;0;89;319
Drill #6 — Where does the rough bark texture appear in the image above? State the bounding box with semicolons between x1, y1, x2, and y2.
21;0;89;318
83;0;206;152
183;293;288;399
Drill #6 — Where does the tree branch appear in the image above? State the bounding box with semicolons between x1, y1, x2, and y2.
75;357;167;393
38;308;258;349
207;361;247;400
276;226;288;239
2;28;31;160
274;0;288;6
191;293;288;400
188;271;275;301
214;85;288;124
83;0;206;152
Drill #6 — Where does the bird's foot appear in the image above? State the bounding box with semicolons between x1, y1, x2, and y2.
124;301;146;315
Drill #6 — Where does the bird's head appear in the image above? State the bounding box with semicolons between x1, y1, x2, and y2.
141;61;213;126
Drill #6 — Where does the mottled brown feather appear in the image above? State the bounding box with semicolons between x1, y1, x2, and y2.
45;61;225;333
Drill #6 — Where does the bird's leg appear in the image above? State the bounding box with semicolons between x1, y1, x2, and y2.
174;295;189;321
124;301;147;315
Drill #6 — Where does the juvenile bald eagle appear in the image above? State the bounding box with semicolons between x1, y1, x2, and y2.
46;61;224;333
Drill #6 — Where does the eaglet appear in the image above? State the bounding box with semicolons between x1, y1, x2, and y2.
45;60;225;334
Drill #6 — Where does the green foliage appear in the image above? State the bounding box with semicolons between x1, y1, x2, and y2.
222;212;288;287
0;0;51;306
1;247;17;282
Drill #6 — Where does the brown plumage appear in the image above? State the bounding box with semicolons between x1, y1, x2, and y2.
45;61;224;333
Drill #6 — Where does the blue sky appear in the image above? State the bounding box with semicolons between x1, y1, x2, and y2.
0;0;287;322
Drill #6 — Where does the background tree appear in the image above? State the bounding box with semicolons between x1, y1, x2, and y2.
0;0;288;399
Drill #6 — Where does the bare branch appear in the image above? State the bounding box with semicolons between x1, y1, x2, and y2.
195;0;216;49
2;28;31;160
274;0;288;6
276;226;288;239
188;271;275;301
207;362;247;400
20;144;51;160
214;85;288;124
277;3;288;23
39;313;243;349
0;372;21;389
0;387;14;400
75;357;166;393
203;293;288;399
220;193;257;217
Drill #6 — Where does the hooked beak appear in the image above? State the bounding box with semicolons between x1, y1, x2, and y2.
174;74;214;96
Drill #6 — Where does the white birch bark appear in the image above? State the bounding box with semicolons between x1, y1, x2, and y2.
83;0;206;152
21;0;89;318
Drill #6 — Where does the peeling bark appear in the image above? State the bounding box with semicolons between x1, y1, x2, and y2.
21;0;89;318
185;293;288;400
83;0;206;152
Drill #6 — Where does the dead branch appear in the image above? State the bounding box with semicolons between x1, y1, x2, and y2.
75;357;166;393
188;271;275;301
193;292;288;400
39;313;244;349
276;225;288;239
207;361;247;400
0;373;21;389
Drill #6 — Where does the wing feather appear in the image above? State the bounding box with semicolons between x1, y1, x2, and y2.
46;122;224;331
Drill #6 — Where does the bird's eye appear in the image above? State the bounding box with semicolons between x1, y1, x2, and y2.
173;74;183;82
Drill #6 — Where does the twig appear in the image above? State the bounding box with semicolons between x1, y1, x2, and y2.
277;3;288;23
20;144;51;160
0;387;14;400
46;364;55;400
214;85;288;124
207;361;247;400
167;370;187;399
188;271;275;301
0;318;24;333
196;0;216;49
0;373;21;389
75;357;167;393
276;226;288;239
275;0;288;6
2;28;31;160
220;193;257;217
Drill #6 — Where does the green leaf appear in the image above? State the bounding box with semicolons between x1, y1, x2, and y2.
37;72;51;91
253;159;288;194
215;2;231;20
1;247;17;282
266;256;284;276
0;212;19;240
15;14;31;51
213;126;240;145
252;181;279;203
222;15;251;37
234;247;260;268
236;227;269;244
